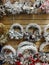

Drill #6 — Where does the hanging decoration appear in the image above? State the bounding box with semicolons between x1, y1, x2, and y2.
8;23;24;40
24;23;41;42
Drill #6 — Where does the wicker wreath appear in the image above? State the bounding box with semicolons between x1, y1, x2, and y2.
39;42;49;62
9;23;24;40
1;45;16;64
25;23;41;42
17;41;38;56
16;41;38;65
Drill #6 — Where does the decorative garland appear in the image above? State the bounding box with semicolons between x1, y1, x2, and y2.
0;0;47;17
0;23;7;44
3;0;35;14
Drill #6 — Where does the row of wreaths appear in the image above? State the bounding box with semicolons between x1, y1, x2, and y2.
0;41;49;65
0;23;49;44
0;0;49;17
0;23;49;65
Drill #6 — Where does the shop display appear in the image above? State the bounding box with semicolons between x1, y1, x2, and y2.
0;0;49;65
0;23;48;65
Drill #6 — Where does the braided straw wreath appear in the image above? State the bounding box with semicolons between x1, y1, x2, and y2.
1;45;16;64
16;41;38;65
0;23;7;44
9;23;24;40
